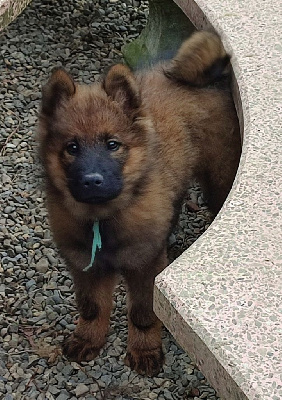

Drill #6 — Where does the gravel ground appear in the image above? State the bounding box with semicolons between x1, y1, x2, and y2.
0;1;218;399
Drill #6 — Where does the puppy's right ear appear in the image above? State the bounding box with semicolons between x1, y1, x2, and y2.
41;68;75;116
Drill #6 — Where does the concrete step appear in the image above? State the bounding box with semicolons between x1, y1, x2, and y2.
0;0;32;31
154;1;282;400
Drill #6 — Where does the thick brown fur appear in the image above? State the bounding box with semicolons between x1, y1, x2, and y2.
164;31;231;86
38;31;241;376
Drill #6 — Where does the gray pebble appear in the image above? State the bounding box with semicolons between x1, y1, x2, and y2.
65;324;76;331
26;270;35;279
25;279;36;290
74;383;89;396
56;391;71;400
35;258;49;273
47;311;58;321
4;206;15;214
62;365;74;377
48;385;61;395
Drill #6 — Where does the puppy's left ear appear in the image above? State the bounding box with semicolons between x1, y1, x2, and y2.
103;64;141;118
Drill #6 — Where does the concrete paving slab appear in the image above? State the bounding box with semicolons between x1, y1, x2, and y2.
154;1;282;399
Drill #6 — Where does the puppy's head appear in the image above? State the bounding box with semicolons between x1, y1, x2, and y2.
39;66;155;219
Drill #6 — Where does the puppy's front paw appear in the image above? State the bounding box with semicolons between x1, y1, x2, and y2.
62;333;101;362
125;347;164;376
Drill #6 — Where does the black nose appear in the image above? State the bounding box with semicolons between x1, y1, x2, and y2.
82;173;104;188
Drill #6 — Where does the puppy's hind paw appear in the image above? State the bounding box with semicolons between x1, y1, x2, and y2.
125;347;164;376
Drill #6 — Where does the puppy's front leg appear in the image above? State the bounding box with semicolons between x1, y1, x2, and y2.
63;269;117;362
124;251;167;376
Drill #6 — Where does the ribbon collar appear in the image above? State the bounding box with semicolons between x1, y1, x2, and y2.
83;220;102;272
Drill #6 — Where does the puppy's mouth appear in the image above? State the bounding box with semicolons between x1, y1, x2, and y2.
67;181;123;205
73;193;120;205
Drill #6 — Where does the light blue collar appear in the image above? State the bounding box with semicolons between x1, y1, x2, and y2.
83;220;102;272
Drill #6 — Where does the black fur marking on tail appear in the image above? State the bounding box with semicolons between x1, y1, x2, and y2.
202;54;231;84
163;54;231;88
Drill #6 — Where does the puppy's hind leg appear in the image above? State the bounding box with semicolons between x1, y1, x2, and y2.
124;250;167;376
62;270;117;362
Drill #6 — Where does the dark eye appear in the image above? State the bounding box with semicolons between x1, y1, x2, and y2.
107;140;120;151
66;141;79;156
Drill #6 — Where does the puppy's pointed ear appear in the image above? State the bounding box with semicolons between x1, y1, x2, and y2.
41;68;76;116
103;64;141;118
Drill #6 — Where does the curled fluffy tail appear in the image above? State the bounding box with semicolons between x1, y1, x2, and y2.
165;31;231;87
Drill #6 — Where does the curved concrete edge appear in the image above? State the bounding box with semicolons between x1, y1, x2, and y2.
0;0;32;31
154;1;282;400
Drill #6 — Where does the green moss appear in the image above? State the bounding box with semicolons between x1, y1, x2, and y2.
122;0;195;69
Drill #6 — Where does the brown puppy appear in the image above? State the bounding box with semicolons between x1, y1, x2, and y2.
39;31;241;376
